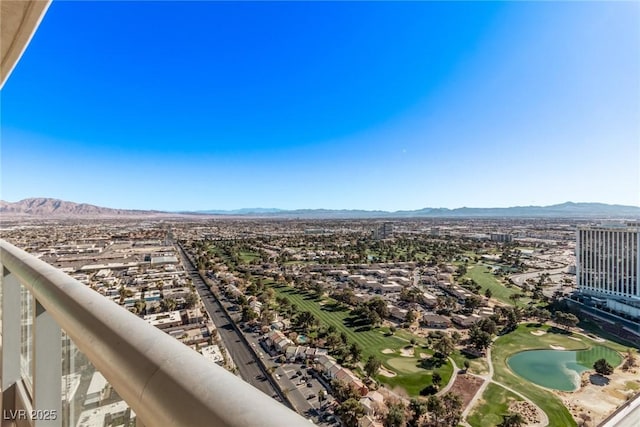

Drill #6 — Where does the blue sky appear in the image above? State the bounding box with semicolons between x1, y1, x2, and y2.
2;1;639;211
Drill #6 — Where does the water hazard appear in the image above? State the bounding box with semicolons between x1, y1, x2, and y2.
507;346;621;391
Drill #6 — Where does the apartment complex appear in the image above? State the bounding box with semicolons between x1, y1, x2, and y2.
576;223;640;318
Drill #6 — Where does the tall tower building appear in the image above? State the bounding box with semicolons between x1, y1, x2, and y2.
576;223;640;318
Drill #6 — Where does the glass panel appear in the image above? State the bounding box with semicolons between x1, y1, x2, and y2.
61;330;136;427
20;283;33;391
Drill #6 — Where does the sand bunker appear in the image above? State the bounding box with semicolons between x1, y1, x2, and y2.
530;330;547;336
381;348;395;354
378;366;397;377
400;347;415;357
419;353;429;358
550;345;566;350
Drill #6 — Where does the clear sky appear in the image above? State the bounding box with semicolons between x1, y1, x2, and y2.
2;1;639;211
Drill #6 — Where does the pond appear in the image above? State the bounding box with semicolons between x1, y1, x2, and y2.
507;346;621;391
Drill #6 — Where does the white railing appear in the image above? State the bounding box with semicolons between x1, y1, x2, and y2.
1;240;309;427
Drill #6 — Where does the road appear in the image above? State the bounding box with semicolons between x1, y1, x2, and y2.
509;267;568;287
175;245;285;404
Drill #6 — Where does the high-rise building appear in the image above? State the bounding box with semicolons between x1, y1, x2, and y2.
576;223;640;318
372;222;393;240
490;233;513;243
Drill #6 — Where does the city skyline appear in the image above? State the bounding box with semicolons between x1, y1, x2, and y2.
2;1;639;211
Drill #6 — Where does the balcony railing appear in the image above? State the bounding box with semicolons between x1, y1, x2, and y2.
1;239;309;426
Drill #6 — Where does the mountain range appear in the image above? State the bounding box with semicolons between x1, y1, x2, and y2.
1;198;639;219
0;198;164;218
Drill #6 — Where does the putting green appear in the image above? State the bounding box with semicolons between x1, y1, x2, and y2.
386;357;423;374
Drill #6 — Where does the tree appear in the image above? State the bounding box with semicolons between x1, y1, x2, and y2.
349;342;362;363
498;412;525;427
484;288;493;299
384;401;407;427
441;392;463;426
260;309;275;326
509;293;521;304
594;358;614;376
463;360;471;371
340;332;349;344
331;379;361;402
312;282;324;297
133;299;146;315
426;395;445;425
327;333;342;351
364;309;381;327
536;308;551;324
468;326;492;352
368;297;390;318
337;398;365;427
365;355;382;378
477;318;498;335
554;311;579;331
464;295;483;311
405;310;417;324
185;292;198;309
623;348;637;371
434;335;455;358
295;311;317;332
160;297;177;312
432;372;442;389
408;398;426;427
241;305;258;322
456;265;467;276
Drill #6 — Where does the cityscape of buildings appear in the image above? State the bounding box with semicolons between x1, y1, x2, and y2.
1;215;639;426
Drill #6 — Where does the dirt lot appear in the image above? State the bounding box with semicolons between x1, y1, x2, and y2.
559;367;640;426
450;374;484;410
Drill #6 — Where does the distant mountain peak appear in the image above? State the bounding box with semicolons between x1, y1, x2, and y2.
0;197;164;218
1;198;638;219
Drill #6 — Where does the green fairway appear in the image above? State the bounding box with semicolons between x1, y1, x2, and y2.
464;264;525;305
270;283;452;395
238;250;260;263
489;324;625;427
381;358;453;397
467;383;522;427
271;284;407;358
450;350;489;375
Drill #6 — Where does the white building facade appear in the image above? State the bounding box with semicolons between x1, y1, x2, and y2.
576;223;640;317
